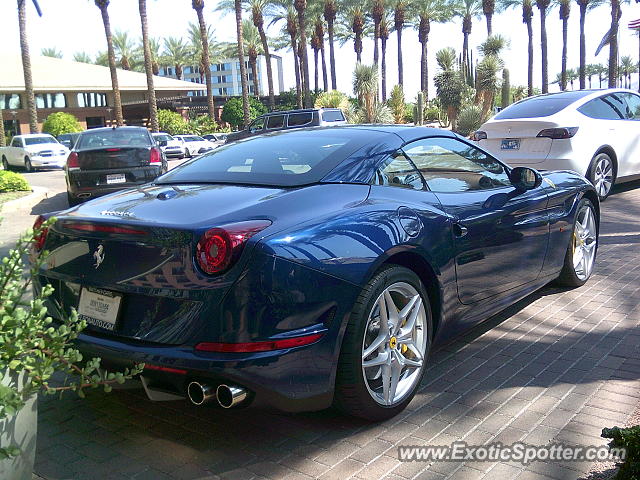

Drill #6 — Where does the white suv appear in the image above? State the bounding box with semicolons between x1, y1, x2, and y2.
173;135;214;158
152;132;185;159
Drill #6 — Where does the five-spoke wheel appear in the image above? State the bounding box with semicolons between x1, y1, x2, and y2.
557;198;598;287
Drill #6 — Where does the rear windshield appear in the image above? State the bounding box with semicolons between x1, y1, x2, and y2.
322;110;345;122
183;136;205;142
495;97;577;119
155;129;372;187
24;136;58;145
77;129;152;149
153;134;174;142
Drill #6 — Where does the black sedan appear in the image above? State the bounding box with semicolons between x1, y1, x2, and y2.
65;126;167;206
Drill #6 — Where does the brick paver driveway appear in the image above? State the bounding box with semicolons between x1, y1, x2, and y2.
35;181;640;480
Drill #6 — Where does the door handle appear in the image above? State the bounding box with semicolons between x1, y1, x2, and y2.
453;223;468;237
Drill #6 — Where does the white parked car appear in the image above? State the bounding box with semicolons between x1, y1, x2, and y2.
173;135;214;158
0;134;70;172
202;133;228;148
474;88;640;199
152;132;185;159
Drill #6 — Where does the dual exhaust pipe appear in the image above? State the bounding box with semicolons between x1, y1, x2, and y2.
187;381;248;409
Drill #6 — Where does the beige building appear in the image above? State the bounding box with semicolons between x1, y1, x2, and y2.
1;54;205;136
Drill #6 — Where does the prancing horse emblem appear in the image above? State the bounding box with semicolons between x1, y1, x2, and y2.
93;245;105;269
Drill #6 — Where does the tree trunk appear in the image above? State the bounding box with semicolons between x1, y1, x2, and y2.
296;4;311;107
381;35;387;101
397;27;403;87
138;0;158;132
17;0;39;133
320;42;328;92
291;34;303;108
327;19;337;90
540;7;548;93
526;19;533;96
313;47;319;92
195;6;215;120
420;40;428;99
250;57;259;97
608;0;620;88
486;14;492;36
462;32;469;77
373;22;379;65
256;22;275;109
579;4;587;89
355;32;362;63
234;0;250;127
561;16;568;91
99;4;124;126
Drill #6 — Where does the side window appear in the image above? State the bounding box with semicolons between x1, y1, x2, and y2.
11;137;22;148
578;97;624;120
372;152;424;190
403;137;511;193
620;93;640;120
266;115;285;129
249;117;265;132
287;112;313;127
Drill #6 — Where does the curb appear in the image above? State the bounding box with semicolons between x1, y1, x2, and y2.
0;186;48;214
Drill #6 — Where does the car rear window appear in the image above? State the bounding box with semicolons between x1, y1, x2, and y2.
153;134;174;142
288;112;313;126
322;110;345;122
78;129;152;149
155;129;373;187
24;136;58;145
495;97;578;119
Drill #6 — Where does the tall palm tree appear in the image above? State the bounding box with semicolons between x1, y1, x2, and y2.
95;0;124;126
558;0;570;90
41;47;63;58
73;51;93;63
187;21;217;83
483;0;496;35
146;37;162;75
535;0;551;93
163;37;191;80
17;0;39;133
393;0;410;88
309;13;329;92
380;12;390;100
323;0;338;90
95;51;109;67
270;4;303;107
452;0;482;77
502;0;534;96
416;0;454;98
338;5;369;63
234;0;251;126
576;0;604;89
294;0;312;107
138;0;158;132
113;30;139;70
585;63;599;87
607;0;628;88
353;64;378;122
316;17;329;92
248;0;276;109
191;0;215;120
371;0;385;66
567;67;578;88
620;55;636;87
227;20;263;97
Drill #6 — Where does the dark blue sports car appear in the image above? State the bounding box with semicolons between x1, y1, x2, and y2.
33;126;599;420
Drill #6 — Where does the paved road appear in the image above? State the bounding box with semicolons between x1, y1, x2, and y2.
27;179;640;480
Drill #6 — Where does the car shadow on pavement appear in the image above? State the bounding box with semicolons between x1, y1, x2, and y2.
30;192;69;216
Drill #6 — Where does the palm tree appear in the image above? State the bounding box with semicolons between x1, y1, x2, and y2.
502;0;534;96
138;0;158;132
73;51;93;63
94;0;124;126
191;0;215;120
187;21;217;83
585;63;599;87
596;63;608;87
535;0;551;93
315;17;329;92
380;12;390;100
309;13;329;92
247;0;276;109
567;67;578;88
112;30;139;70
323;0;339;90
17;0;39;133
576;0;604;89
620;55;636;88
558;0;570;90
95;51;109;66
163;37;190;80
371;0;385;67
41;47;63;58
270;4;303;107
146;37;162;75
483;0;496;35
452;0;482;77
338;5;370;63
226;20;263;97
353;64;378;122
393;0;410;88
415;0;453;98
607;0;629;88
234;0;251;126
434;47;465;128
294;0;312;107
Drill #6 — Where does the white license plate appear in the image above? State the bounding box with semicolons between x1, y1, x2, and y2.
78;287;122;331
106;173;127;184
501;139;521;150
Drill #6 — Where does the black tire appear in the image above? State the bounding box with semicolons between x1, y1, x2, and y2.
555;198;598;287
185;149;191;158
334;265;433;421
24;157;33;172
1;156;10;171
588;152;616;200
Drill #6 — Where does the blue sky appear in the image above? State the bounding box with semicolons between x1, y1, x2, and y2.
2;0;640;100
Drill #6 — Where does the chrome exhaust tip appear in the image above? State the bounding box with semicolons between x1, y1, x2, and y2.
77;193;91;199
187;381;216;406
216;384;248;409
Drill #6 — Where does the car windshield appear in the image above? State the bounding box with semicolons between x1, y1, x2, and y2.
494;93;588;119
24;136;58;145
77;129;152;149
154;134;174;142
156;129;372;187
183;136;204;142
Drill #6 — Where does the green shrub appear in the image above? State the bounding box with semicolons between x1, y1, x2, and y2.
157;109;193;135
455;105;485;137
0;171;30;193
188;115;218;135
602;425;640;478
221;97;267;130
41;112;82;137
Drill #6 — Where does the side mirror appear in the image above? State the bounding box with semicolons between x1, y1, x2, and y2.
510;166;542;191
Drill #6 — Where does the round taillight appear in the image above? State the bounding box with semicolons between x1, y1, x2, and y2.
196;228;232;274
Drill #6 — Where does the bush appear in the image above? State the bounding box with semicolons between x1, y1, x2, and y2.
157;109;193;135
221;97;267;130
455;105;485;137
602;425;640;478
188;115;218;135
315;90;350;111
41;112;82;137
0;171;30;193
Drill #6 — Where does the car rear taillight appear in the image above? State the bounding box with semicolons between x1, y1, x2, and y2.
195;220;272;275
67;152;79;168
536;127;579;139
33;215;48;252
471;131;487;141
149;147;161;164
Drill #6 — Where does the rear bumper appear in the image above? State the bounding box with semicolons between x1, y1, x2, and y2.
66;166;162;198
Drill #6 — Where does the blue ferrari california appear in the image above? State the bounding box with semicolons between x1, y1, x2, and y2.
34;126;599;420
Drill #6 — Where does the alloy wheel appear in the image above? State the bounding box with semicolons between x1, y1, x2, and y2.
361;282;428;406
592;155;613;198
573;204;597;281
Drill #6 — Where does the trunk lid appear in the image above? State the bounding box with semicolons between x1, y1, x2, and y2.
479;119;560;164
77;147;151;170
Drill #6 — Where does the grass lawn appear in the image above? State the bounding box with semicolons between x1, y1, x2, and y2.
0;190;30;206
